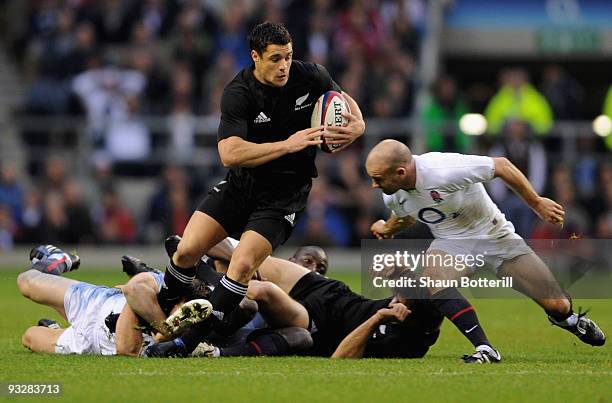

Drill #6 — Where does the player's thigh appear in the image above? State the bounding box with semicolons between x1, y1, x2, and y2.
226;230;273;283
17;270;77;317
247;280;309;329
257;256;310;294
498;252;565;299
22;326;65;353
175;211;228;263
421;249;466;293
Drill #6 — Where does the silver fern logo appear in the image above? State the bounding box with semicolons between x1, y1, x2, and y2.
294;93;312;110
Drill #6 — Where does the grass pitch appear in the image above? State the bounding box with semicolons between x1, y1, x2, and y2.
0;268;610;402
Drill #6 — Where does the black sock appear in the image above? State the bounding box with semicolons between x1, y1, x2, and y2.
177;318;220;353
157;259;196;313
221;333;290;357
214;303;257;337
219;342;258;357
209;276;248;319
431;287;491;348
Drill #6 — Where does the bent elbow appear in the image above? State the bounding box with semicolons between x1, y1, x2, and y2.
218;143;238;168
120;282;136;297
220;154;237;168
493;157;511;177
116;347;140;357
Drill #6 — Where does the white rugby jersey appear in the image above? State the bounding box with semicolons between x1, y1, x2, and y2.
93;271;163;355
383;152;515;239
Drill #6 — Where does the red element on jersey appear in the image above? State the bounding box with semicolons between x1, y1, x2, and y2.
450;306;475;321
321;91;342;123
430;190;443;203
47;256;67;272
250;341;263;355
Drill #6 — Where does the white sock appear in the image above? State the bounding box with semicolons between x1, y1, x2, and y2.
565;313;578;326
476;344;498;357
550;313;578;327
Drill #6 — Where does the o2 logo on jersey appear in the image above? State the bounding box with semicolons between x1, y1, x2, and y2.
418;207;446;224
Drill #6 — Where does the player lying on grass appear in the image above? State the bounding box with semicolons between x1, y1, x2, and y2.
121;238;314;358
366;139;606;363
144;237;443;359
17;245;212;357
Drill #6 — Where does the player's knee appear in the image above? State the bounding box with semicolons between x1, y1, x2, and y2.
277;327;313;351
17;270;37;298
229;256;257;278
123;275;156;300
173;242;200;268
22;327;36;349
246;280;268;302
239;297;258;316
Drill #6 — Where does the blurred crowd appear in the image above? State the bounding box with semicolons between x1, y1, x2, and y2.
0;0;610;250
10;0;423;173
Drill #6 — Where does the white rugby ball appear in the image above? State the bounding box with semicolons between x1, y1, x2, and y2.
311;91;350;153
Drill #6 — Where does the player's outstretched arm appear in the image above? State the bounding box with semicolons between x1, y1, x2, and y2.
493;157;565;226
115;304;144;357
371;213;416;239
332;303;410;359
218;127;324;168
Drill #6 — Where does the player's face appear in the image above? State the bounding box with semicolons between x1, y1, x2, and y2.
367;163;403;195
370;175;399;194
252;43;293;87
292;253;328;275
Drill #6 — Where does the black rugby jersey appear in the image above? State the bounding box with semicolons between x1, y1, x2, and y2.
218;60;341;182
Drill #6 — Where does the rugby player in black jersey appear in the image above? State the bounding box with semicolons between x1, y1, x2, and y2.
156;22;365;335
144;238;443;359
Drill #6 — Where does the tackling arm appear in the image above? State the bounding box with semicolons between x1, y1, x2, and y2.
371;213;416;239
121;273;170;337
115;304;144;357
493;157;565;226
332;303;410;359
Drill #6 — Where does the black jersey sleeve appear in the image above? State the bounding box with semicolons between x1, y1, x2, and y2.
218;87;248;141
315;64;342;93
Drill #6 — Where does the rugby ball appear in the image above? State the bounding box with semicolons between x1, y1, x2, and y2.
311;91;350;153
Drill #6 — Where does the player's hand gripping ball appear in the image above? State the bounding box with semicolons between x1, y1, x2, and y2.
310;91;350;153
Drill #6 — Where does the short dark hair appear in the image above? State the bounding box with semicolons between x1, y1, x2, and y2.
292;246;328;275
248;21;292;55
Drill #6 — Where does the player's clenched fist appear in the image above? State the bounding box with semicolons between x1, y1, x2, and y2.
376;303;411;323
371;219;394;239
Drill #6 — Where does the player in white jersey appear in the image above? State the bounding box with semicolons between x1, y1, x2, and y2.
18;245;209;356
366;139;605;363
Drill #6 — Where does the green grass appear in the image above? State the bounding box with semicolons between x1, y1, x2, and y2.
1;268;611;402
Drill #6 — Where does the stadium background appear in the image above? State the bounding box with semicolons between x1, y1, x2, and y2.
0;0;610;258
0;0;611;338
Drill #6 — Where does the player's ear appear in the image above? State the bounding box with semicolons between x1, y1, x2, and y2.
251;49;260;63
396;167;406;177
